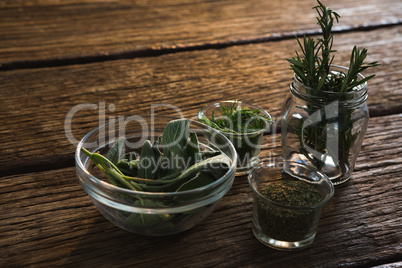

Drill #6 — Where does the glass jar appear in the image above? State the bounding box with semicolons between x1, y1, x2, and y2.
198;101;272;176
248;161;334;250
281;65;370;185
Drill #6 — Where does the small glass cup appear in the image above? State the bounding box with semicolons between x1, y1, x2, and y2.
248;161;334;250
198;100;272;176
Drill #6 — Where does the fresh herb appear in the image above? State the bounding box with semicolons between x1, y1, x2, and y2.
287;0;379;92
199;101;271;172
82;118;231;228
285;0;379;171
199;101;271;134
256;179;323;242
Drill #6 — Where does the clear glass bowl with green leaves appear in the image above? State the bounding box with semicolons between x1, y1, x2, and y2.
75;116;237;236
198;100;272;176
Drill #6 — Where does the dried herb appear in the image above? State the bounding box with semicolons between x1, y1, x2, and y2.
261;180;321;207
256;179;323;242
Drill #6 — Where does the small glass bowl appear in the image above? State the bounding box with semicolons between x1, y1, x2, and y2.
248;161;334;250
75;116;237;236
198;100;272;176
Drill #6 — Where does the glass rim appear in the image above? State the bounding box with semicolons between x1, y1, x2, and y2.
293;64;367;96
198;100;272;136
75;115;237;197
248;161;335;210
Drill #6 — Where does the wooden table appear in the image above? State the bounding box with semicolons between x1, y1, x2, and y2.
1;0;401;267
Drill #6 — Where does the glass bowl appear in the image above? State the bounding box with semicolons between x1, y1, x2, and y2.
75;116;237;236
248;161;334;250
198;100;272;176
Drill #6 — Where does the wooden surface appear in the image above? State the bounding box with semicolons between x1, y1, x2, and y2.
1;0;401;69
1;27;401;177
0;0;401;267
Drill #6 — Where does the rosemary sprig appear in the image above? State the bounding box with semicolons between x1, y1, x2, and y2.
314;1;340;77
340;46;379;92
286;0;379;93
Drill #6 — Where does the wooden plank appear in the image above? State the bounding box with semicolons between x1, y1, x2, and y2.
0;0;401;66
0;27;401;176
1;114;401;267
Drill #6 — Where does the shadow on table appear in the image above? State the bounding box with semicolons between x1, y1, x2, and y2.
63;178;385;267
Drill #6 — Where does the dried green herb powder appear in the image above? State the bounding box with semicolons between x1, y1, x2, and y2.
256;180;323;242
261;180;322;207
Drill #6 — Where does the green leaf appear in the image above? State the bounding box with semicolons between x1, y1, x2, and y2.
117;159;138;177
174;172;216;201
139;154;231;192
199;150;221;159
176;172;216;192
174;154;231;184
316;72;327;91
184;131;201;166
350;74;375;89
207;160;230;179
122;151;138;161
88;152;112;169
125;199;167;227
286;58;304;68
117;159;138;169
137;140;158;180
106;138;125;165
106;167;141;191
153;138;163;159
86;151;125;177
162;118;189;159
118;167;138;177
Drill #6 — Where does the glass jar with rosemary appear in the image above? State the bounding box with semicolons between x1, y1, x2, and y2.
282;0;379;185
198;100;272;176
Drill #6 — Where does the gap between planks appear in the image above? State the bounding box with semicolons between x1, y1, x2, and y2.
0;21;401;72
2;112;401;179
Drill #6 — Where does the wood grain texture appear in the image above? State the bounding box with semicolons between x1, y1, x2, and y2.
0;0;401;66
1;113;401;267
1;1;401;266
0;27;401;176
